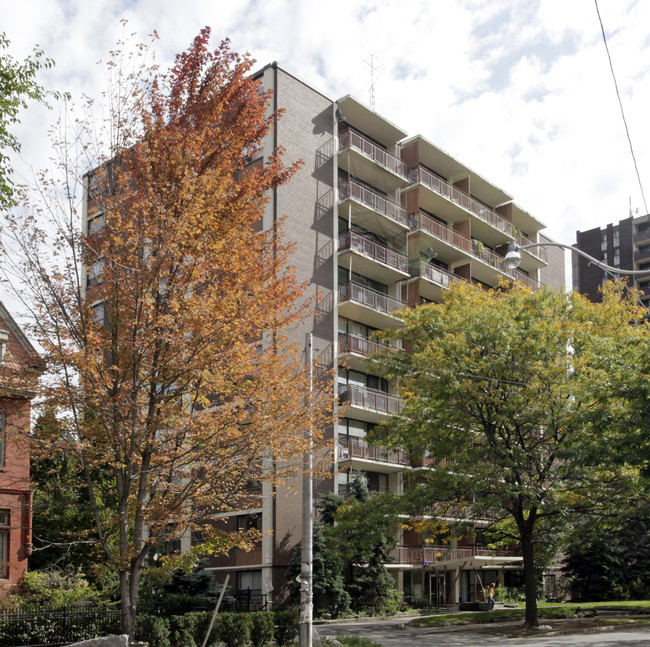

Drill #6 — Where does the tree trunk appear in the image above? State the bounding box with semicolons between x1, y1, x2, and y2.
120;569;139;639
520;528;538;629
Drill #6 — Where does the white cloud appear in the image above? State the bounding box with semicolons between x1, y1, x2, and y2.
2;0;649;252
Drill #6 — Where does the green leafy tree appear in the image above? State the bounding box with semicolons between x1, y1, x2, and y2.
286;506;350;616
370;281;647;628
563;506;650;601
29;411;106;577
330;478;399;614
288;477;399;616
0;33;61;208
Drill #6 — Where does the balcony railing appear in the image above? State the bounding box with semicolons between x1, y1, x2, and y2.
339;129;407;178
338;437;410;465
338;282;406;315
635;229;650;244
471;240;508;270
338;384;403;416
517;233;547;263
410;166;513;237
510;268;540;290
390;545;518;565
339;231;408;273
339;179;408;226
635;248;650;263
408;212;472;254
412;259;465;289
339;332;393;357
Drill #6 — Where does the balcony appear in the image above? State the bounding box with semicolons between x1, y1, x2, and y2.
410;166;513;244
408;211;472;259
390;545;518;565
411;260;465;302
338;437;410;469
338;179;408;235
635;228;650;245
338;384;403;422
339;332;395;371
339;231;409;284
338;282;406;330
510;268;540;290
635;247;650;263
339;332;393;357
471;242;540;290
339;128;407;191
516;233;547;264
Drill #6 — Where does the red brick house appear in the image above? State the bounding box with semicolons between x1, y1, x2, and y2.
0;303;40;591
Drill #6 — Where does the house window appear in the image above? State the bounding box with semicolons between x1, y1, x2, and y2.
237;569;262;592
237;514;260;532
0;330;7;365
0;509;8;578
0;411;5;469
364;471;389;493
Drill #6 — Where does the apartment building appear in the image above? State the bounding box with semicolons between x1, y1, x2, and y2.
205;63;564;606
0;303;40;590
574;214;650;306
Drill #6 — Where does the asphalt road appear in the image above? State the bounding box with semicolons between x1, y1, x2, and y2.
317;617;650;646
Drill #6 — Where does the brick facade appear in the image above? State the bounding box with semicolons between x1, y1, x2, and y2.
0;304;40;591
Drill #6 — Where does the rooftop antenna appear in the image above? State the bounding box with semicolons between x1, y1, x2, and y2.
363;52;385;111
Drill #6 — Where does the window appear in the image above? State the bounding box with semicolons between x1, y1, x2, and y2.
92;302;106;326
613;230;620;247
365;471;388;493
338;368;388;393
0;411;5;469
0;330;7;365
0;509;8;578
237;514;260;532
87;259;105;287
88;213;105;234
237;569;262;592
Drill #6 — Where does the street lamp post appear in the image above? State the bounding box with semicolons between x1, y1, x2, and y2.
505;241;650;276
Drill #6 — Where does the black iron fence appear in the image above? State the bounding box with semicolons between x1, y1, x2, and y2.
0;592;267;647
0;606;121;647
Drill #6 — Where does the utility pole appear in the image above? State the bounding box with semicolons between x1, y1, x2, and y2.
299;333;313;647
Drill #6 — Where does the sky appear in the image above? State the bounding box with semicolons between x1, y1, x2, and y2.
3;0;650;256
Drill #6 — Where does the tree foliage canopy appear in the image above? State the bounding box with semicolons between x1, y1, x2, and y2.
1;28;331;635
370;281;649;627
0;32;60;208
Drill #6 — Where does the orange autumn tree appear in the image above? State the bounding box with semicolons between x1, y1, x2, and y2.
2;29;329;636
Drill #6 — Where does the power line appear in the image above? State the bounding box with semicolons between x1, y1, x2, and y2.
594;0;649;214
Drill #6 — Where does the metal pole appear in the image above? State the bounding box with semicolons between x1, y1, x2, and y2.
200;573;230;647
299;333;313;647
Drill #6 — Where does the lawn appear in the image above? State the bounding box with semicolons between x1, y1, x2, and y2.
412;600;650;628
